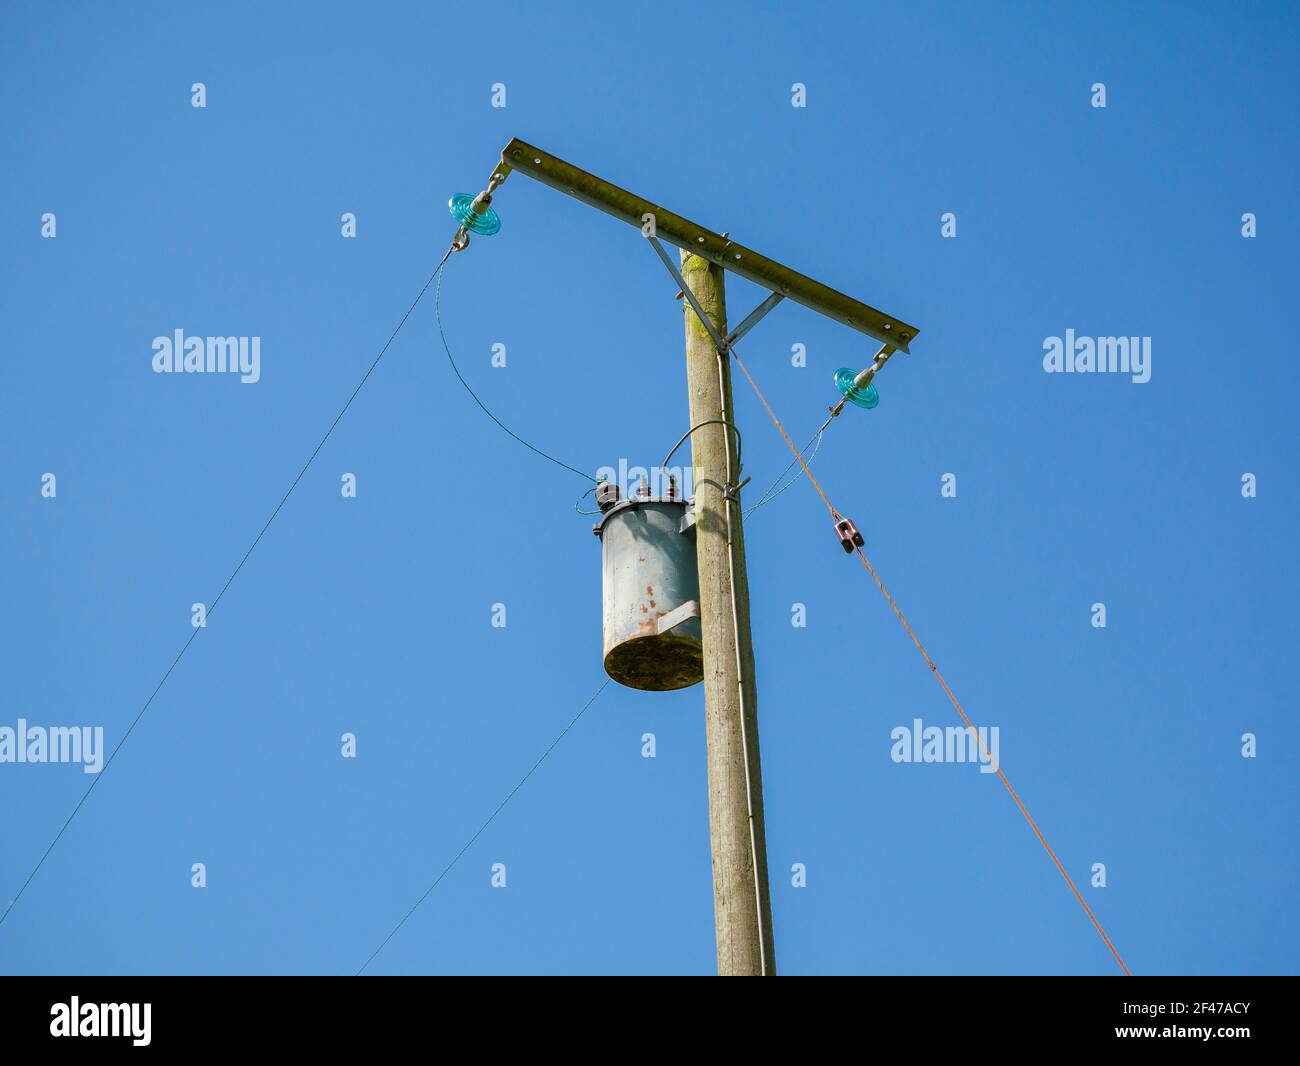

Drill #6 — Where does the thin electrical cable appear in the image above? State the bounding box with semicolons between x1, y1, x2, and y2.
0;246;458;931
751;429;822;508
356;678;610;975
727;344;1133;977
661;419;743;475
574;483;602;515
745;418;829;517
435;264;598;484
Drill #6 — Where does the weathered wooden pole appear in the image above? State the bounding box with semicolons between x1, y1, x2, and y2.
679;250;776;976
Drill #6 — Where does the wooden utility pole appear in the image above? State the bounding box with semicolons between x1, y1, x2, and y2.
488;139;916;976
679;250;776;976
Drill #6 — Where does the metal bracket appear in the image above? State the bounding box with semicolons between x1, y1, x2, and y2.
680;504;697;536
725;476;752;503
656;599;701;635
649;239;788;359
647;236;731;354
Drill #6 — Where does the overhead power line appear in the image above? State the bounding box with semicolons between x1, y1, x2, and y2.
0;246;457;931
356;678;610;974
435;263;597;484
727;344;1133;977
745;417;830;518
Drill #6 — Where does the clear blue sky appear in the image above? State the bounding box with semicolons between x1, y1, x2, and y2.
1;0;1296;976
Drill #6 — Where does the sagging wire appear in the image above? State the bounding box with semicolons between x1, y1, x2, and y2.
435;257;598;488
0;241;462;932
661;418;744;476
439;167;598;486
744;417;831;518
574;483;603;516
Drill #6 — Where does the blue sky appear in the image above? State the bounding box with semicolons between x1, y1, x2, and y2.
1;0;1296;975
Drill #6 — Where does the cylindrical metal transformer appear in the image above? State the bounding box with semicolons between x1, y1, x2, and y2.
594;494;703;691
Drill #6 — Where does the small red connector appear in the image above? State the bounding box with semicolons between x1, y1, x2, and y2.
833;514;865;553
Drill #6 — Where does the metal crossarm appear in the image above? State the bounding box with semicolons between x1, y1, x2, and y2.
496;138;919;353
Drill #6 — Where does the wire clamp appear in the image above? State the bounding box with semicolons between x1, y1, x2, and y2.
724;475;752;503
832;513;865;553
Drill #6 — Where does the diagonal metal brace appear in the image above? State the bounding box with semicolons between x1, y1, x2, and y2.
649;237;786;355
727;292;784;347
647;235;731;354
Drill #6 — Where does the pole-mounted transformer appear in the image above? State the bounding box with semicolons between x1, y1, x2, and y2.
592;478;704;691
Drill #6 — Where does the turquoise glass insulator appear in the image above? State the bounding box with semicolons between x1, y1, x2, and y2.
448;193;501;236
834;368;880;409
